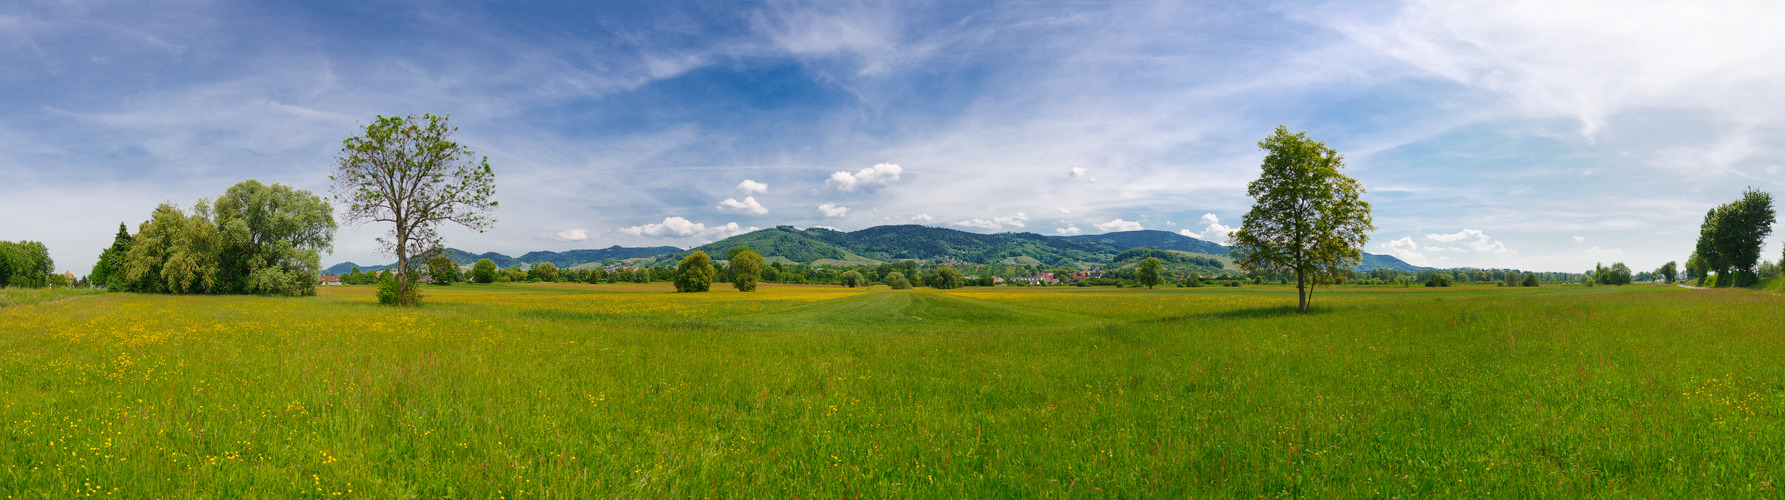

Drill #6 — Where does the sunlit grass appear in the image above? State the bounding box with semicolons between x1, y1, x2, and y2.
0;286;103;308
2;282;1781;496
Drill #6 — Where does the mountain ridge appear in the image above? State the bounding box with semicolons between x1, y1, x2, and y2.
323;225;1428;274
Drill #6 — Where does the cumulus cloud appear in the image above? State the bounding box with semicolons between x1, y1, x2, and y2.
1069;167;1096;182
555;229;591;241
1186;213;1235;244
1425;229;1515;254
1573;235;1585;242
716;196;768;215
911;214;933;222
818;202;849;217
736;179;768;194
951;212;1029;230
1379;236;1427;265
1094;218;1143;232
1057;207;1072;214
826;163;903;191
1056;225;1082;236
620;217;756;241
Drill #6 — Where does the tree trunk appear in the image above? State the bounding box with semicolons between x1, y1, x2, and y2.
1296;269;1307;312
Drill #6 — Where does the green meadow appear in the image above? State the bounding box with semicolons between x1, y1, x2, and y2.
2;283;1781;497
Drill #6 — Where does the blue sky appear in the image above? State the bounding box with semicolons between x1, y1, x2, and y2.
5;1;1783;274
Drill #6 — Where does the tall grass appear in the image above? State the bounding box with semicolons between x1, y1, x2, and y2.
1;283;1780;496
0;286;102;308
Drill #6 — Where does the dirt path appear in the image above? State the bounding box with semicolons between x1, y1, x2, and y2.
1676;284;1706;290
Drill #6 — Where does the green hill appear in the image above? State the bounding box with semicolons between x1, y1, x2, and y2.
326;225;1428;274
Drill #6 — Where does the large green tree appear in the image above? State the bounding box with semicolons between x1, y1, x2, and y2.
90;223;132;290
1694;189;1775;287
928;266;964;290
1135;257;1164;289
674;251;715;292
332;114;497;306
428;255;461;285
471;258;498;284
530;262;559;283
122;202;222;294
1230;126;1375;312
213;180;337;296
839;270;866;287
0;240;53;288
727;247;764;292
1658;261;1678;284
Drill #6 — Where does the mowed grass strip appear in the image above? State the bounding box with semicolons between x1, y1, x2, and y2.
1;283;1781;497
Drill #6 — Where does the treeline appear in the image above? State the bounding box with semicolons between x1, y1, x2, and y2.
1354;267;1583;286
0;240;56;288
93;180;337;296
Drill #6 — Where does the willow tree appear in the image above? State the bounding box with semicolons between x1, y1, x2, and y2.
331;114;497;306
1231;126;1374;312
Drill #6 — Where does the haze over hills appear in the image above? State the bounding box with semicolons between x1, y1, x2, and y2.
324;225;1428;274
322;245;681;275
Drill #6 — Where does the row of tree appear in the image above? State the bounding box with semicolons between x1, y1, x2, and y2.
92;180;337;296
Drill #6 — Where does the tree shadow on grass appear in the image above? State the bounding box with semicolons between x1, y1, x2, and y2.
1154;304;1342;323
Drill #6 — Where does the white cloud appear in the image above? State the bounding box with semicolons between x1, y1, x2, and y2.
1425;229;1516;254
736;179;768;194
1379;236;1427;266
1069;167;1096;182
620;217;757;241
1189;213;1235;244
1094;218;1143;232
952;212;1029;230
1056;225;1082;236
1573;235;1585;242
716;196;769;215
826;163;903;192
818;202;849;217
911;214;933;222
555;229;591;241
1327;0;1785;138
1057;207;1072;214
1582;246;1626;261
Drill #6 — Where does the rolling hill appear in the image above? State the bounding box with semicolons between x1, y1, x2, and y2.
325;225;1427;274
321;245;681;274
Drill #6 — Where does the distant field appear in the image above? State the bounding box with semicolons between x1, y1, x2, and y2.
3;282;1782;496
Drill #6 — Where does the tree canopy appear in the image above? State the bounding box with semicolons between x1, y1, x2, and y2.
728;246;764;292
1694;189;1774;288
674;251;715;292
332;113;497;306
927;266;964;289
89;223;132;289
0;240;53;288
213;179;337;296
429;255;461;285
472;259;498;284
1135;257;1164;289
1230;126;1374;312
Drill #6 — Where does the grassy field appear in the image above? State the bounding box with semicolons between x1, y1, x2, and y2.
2;282;1782;497
0;287;103;309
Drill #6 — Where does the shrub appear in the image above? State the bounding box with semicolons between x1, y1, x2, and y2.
884;272;912;290
376;273;422;306
839;270;866;287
